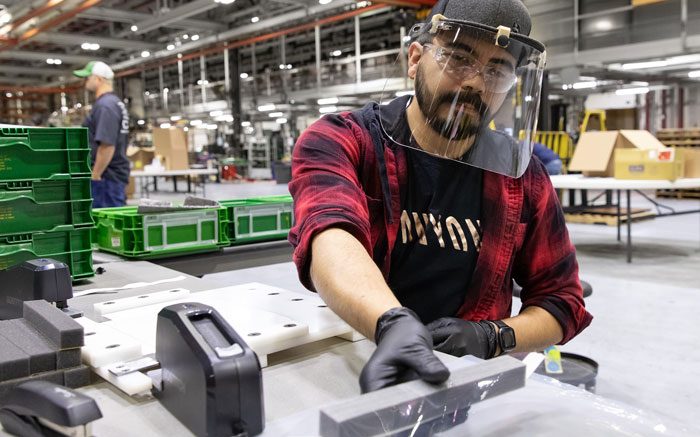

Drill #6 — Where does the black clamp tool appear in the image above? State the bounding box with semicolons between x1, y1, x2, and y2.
0;259;81;321
0;380;102;437
150;302;265;437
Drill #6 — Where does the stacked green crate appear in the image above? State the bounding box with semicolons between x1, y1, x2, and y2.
93;206;230;259
0;127;94;280
220;195;293;245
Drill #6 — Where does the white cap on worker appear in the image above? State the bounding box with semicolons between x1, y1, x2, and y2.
73;61;115;80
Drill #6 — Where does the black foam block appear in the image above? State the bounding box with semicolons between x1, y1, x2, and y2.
0;336;30;383
63;365;91;389
0;370;64;401
56;349;82;370
0;320;56;374
22;300;84;349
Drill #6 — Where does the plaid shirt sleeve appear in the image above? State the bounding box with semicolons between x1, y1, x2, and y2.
513;160;593;344
287;113;374;291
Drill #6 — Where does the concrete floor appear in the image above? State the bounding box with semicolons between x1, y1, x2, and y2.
139;181;700;428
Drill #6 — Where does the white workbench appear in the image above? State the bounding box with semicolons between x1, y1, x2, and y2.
9;261;689;436
549;175;700;190
130;168;218;197
549;175;700;262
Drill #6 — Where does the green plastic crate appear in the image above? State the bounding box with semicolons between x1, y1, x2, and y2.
0;127;90;181
0;175;93;237
247;194;293;204
93;206;230;259
0;226;94;280
220;198;293;245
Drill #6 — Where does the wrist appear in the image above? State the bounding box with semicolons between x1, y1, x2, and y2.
477;321;499;358
490;320;516;356
375;307;417;343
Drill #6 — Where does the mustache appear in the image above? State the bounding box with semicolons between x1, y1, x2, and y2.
435;91;488;118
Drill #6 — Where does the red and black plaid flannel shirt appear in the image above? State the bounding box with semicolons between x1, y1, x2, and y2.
288;101;592;344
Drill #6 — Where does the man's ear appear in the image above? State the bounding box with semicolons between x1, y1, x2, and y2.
407;42;423;80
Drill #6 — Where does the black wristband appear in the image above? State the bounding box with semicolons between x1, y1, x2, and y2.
477;321;499;359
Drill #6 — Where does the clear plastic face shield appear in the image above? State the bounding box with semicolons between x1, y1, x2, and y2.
379;15;546;178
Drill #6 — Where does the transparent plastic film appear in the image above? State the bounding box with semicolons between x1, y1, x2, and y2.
319;356;526;437
379;19;546;178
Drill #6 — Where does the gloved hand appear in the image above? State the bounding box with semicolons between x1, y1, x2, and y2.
427;318;497;359
359;307;450;394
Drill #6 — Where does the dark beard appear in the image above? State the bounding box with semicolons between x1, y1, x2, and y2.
414;65;489;141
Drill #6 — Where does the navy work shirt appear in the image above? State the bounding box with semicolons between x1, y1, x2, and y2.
83;92;130;184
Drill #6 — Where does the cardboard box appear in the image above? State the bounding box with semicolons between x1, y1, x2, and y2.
152;128;189;170
126;176;136;199
568;130;666;177
614;148;685;181
680;147;700;178
126;146;155;170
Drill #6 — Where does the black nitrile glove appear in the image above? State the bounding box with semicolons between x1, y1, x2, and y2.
359;307;450;394
427;318;498;359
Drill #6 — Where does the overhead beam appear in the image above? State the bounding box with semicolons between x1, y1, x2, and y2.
32;31;160;50
547;37;686;69
78;7;225;31
0;50;96;65
0;82;82;93
110;0;359;72
0;64;70;76
0;75;46;86
6;0;103;51
133;0;220;35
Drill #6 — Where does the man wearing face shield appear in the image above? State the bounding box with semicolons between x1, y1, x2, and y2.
289;0;592;394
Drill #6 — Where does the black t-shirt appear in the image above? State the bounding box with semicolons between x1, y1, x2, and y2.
83;92;130;184
388;147;483;324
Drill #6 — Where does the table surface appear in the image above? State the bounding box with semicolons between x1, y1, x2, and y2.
549;174;700;190
3;261;697;436
130;168;218;177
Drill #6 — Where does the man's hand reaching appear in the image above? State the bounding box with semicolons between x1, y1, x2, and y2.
359;307;450;393
427;317;497;359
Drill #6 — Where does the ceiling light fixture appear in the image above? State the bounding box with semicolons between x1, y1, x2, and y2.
319;106;337;114
620;60;667;70
318;97;339;105
595;20;613;31
572;81;597;90
251;16;259;23
615;87;650;96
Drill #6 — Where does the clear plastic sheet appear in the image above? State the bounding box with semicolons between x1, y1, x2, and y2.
318;356;524;437
260;355;699;437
